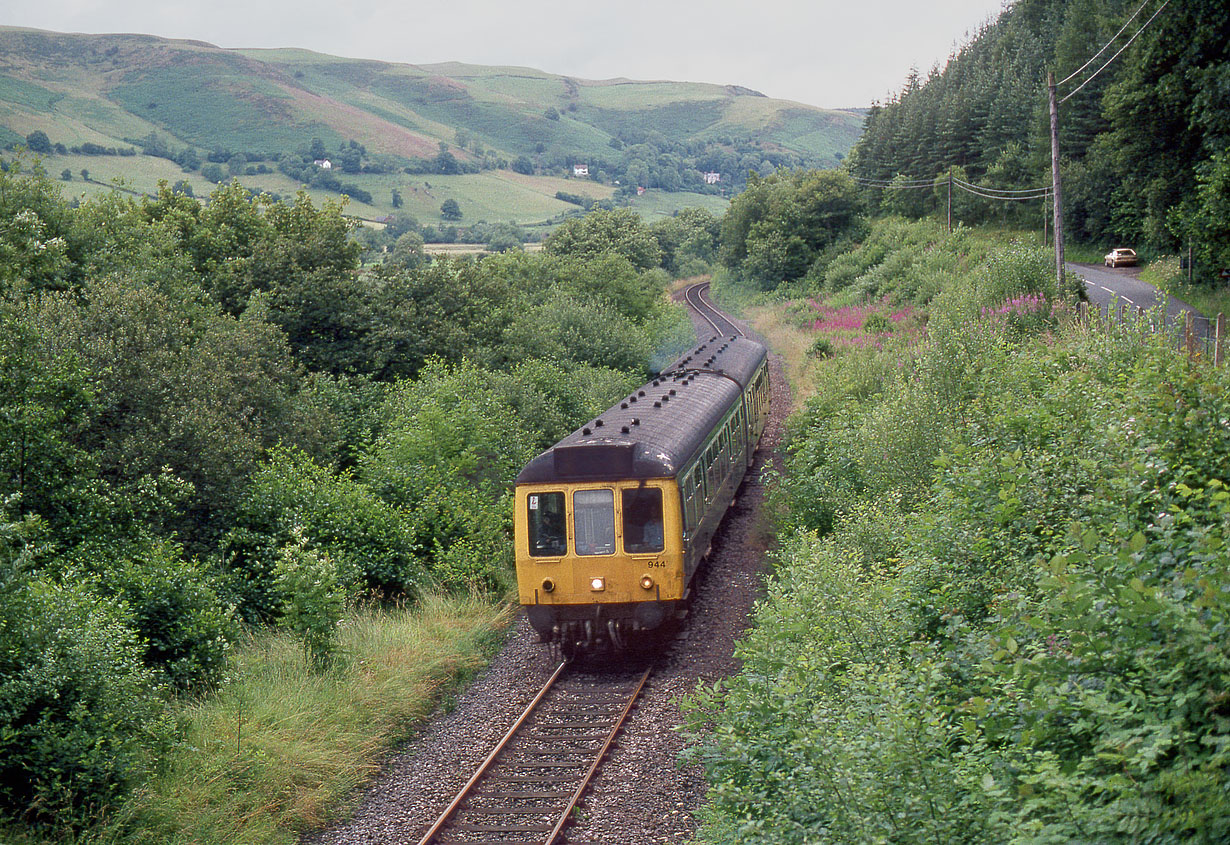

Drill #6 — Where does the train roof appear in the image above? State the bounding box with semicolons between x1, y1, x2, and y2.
515;336;767;485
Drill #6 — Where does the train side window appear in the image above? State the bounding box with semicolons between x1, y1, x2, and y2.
574;489;615;555
705;444;717;499
622;487;664;554
683;471;697;530
527;492;566;557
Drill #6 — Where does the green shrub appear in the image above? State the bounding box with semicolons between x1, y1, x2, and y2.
862;311;891;333
976;527;1230;842
0;539;172;831
684;526;1007;844
361;362;535;590
274;529;348;671
692;221;1230;843
227;445;423;620
64;537;235;691
500;287;653;373
807;336;834;358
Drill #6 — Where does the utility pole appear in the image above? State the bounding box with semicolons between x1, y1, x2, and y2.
1048;72;1066;292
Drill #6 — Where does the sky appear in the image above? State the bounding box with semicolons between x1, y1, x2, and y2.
5;0;1009;109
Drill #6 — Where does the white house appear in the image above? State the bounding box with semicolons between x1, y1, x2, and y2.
704;171;721;184
314;159;332;170
573;163;589;177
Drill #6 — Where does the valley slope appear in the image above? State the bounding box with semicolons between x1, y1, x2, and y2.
0;27;864;225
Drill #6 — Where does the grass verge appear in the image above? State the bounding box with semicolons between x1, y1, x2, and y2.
1140;254;1230;318
93;595;513;845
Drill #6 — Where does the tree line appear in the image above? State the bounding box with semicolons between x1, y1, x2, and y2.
847;0;1230;278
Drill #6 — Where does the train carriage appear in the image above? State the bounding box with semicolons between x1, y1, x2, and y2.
514;335;769;653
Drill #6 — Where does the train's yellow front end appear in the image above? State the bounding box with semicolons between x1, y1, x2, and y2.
514;479;685;648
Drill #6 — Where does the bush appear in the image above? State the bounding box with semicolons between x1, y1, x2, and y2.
274;529;348;670
691;221;1230;842
63;537;234;691
227;445;424;621
361;360;538;589
0;539;172;830
500;287;654;373
807;336;834;358
684;524;1004;844
862;312;891;333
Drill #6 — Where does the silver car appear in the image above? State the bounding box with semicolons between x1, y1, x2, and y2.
1104;248;1137;268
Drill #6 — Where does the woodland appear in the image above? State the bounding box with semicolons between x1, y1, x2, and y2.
847;0;1229;279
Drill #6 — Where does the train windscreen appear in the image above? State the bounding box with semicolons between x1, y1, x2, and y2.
622;488;664;553
573;489;615;555
526;492;566;557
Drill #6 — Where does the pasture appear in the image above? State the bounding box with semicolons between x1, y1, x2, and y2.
625;188;728;221
26;149;723;227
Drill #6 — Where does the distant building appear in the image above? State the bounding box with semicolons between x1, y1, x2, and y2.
573;163;589;177
704;171;721;184
636;186;646;196
314;159;332;169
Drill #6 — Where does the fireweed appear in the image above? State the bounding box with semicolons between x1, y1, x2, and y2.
978;292;1068;339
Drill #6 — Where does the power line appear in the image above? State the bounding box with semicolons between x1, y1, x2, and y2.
852;175;934;187
951;176;1049;196
855;173;1052;202
1059;0;1170;104
1056;0;1151;87
953;182;1051;201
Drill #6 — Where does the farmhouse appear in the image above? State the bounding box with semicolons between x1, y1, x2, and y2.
572;163;589;177
314;159;332;169
704;171;721;184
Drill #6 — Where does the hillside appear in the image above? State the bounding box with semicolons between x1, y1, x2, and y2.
0;26;863;225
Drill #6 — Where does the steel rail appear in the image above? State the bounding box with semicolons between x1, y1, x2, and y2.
544;665;652;844
416;660;568;845
684;281;743;337
416;662;652;845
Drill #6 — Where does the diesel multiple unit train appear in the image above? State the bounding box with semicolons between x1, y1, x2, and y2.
514;335;769;653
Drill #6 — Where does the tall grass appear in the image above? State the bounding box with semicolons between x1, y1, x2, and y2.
94;596;512;845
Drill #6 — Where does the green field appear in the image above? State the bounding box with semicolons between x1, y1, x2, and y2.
2;26;859;225
28;149;724;227
625;188;728;221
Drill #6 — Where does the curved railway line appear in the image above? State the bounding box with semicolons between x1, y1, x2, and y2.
339;282;767;845
416;663;652;845
414;282;748;845
683;280;743;338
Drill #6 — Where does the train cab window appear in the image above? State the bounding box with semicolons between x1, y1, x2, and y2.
622;488;664;554
573;489;615;555
527;492;566;557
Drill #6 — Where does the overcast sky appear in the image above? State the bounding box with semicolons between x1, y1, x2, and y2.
6;0;1009;109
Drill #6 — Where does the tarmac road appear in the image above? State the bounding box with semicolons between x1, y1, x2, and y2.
1067;261;1213;339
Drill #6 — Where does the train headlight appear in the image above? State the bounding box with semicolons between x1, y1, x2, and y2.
541;578;555;593
590;577;605;592
640;575;654;590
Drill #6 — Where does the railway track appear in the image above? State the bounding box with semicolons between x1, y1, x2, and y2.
683;281;744;338
416;286;740;844
416;662;652;845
